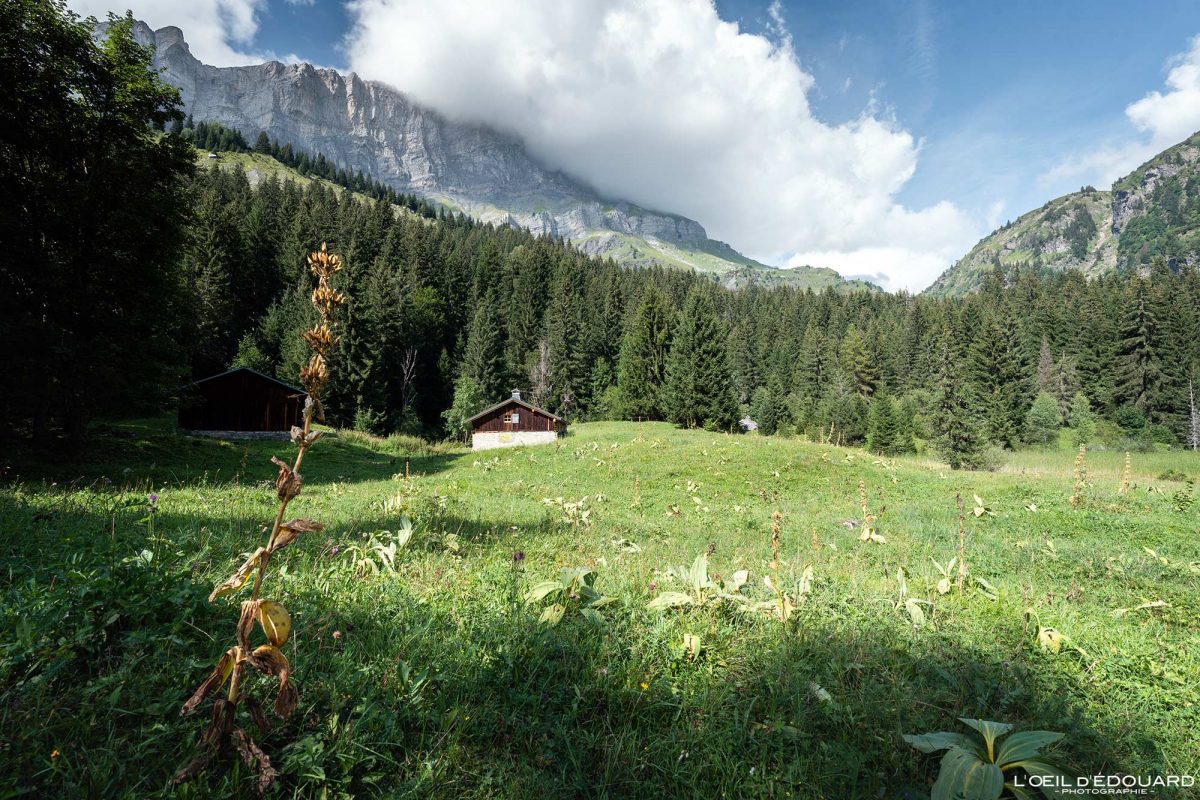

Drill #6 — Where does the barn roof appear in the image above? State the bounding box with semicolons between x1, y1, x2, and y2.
185;367;306;396
467;395;562;424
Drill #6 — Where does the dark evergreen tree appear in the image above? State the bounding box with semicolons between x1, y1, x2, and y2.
616;285;675;420
664;286;738;429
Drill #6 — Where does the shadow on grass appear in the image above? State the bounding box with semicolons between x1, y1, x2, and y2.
1;418;468;488
0;491;1177;800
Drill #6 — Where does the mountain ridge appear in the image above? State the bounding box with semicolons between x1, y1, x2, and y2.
122;21;868;292
927;131;1200;296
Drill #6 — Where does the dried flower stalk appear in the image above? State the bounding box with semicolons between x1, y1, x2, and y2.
176;243;345;792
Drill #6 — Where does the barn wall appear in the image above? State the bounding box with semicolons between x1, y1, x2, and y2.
472;431;559;451
179;372;304;432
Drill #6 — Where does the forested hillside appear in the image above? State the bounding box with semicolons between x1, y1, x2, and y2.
182;144;1200;455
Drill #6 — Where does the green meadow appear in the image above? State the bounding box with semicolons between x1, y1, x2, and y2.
2;420;1197;798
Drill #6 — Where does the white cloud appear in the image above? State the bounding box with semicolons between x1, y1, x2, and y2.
343;0;977;292
1044;35;1200;188
67;0;269;66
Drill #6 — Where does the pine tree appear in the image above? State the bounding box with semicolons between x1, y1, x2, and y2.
460;299;504;402
1116;280;1167;424
968;310;1030;448
616;285;674;419
840;324;878;397
933;337;990;469
545;263;590;417
866;395;898;455
663;286;738;430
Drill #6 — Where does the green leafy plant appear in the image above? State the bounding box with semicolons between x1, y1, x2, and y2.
341;521;414;577
525;566;616;626
894;566;931;626
932;556;959;595
903;718;1067;800
175;244;346;792
647;548;748;609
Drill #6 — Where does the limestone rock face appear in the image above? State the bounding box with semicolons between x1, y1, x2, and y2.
135;23;712;248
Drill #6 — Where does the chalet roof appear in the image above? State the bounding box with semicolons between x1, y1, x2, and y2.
467;394;562;424
185;367;306;396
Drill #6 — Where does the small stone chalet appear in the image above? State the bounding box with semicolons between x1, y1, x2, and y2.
468;391;566;451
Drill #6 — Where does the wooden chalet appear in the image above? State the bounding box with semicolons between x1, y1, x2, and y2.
178;367;306;434
468;390;565;450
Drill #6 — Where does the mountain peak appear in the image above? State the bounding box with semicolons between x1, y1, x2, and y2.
926;130;1200;296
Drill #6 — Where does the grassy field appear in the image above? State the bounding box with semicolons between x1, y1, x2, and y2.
1;420;1197;798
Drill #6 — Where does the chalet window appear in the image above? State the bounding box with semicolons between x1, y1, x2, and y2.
503;411;519;424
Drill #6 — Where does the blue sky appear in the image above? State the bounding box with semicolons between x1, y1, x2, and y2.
71;0;1200;289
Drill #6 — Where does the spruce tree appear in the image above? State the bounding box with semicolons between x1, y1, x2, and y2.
933;337;990;469
840;323;878;396
460;299;505;402
663;286;738;430
616;285;675;419
968;310;1030;448
866;395;898;455
1116;280;1167;424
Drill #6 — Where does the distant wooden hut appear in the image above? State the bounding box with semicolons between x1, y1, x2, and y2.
178;367;305;434
468;390;565;451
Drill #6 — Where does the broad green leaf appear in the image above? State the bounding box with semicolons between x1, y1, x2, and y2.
538;603;566;626
797;565;814;595
958;719;1013;761
996;731;1064;768
1005;782;1039;800
932;746;1004;800
688;552;710;591
902;731;974;754
587;595;617;608
974;576;999;601
648;591;694;610
525;581;563;604
905;598;927;626
937;577;952;595
682;633;702;658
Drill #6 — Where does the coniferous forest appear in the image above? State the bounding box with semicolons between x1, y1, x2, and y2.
3;2;1200;466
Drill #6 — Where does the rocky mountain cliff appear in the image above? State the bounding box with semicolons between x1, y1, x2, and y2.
927;131;1200;296
126;22;859;290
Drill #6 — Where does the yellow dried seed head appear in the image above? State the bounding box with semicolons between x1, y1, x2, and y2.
302;323;336;356
310;284;345;320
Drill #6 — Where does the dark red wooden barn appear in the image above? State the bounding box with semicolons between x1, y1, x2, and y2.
468;391;565;450
178;367;306;433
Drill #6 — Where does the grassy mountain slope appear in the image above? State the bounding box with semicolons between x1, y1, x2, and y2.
928;130;1200;296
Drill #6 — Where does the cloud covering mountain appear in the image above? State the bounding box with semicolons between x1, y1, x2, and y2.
340;0;977;290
